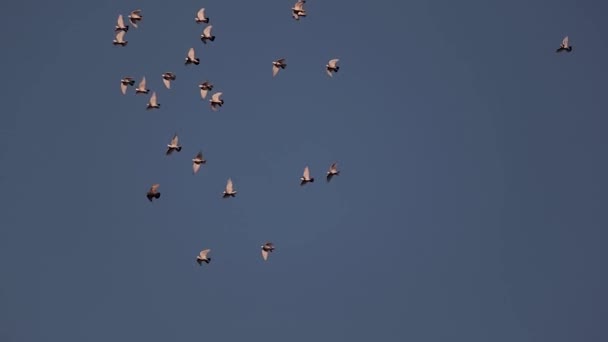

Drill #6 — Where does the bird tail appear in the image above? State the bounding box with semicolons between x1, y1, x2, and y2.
210;36;215;41
310;178;315;182
177;147;182;152
155;193;161;199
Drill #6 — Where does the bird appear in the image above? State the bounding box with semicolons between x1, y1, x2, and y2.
199;81;214;99
192;151;207;174
120;77;135;95
195;8;209;24
326;162;340;182
556;36;573;53
146;92;160;110
222;178;237;198
300;166;314;186
161;72;176;89
166;134;182;155
112;31;127;46
210;92;224;111
115;14;129;32
135;77;149;94
196;249;211;265
128;9;142;28
185;47;200;65
261;242;275;261
292;0;307;20
146;184;161;202
326;59;340;77
200;25;215;44
272;58;287;77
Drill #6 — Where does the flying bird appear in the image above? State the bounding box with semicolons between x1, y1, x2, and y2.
146;184;161;202
556;36;573;53
222;178;237;198
326;162;340;182
166;134;182;155
185;47;200;65
292;0;307;20
135;77;149;94
300;166;314;186
161;72;176;89
128;9;142;28
261;242;275;261
199;81;214;99
272;58;287;77
326;59;340;77
112;31;127;46
196;249;211;265
210;92;224;111
115;14;129;32
192;151;207;174
120;77;135;95
200;25;215;44
146;92;160;110
195;8;209;23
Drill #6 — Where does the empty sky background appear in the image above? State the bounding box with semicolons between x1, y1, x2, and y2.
1;1;607;341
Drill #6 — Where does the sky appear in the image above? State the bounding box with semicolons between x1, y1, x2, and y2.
1;0;608;341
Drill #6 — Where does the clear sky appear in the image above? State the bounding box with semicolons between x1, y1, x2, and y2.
1;1;607;341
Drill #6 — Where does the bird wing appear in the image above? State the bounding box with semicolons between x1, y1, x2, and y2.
272;65;280;77
117;14;125;27
203;25;212;37
211;92;222;102
326;68;333;77
150;184;160;193
197;8;206;20
115;30;125;42
294;1;304;10
261;249;269;261
328;59;339;68
171;134;179;146
200;88;209;99
562;36;569;47
149;92;157;106
303;166;310;179
139;77;146;89
199;249;210;258
196;151;203;160
226;178;233;192
120;82;127;95
193;163;201;174
330;163;337;172
277;58;285;64
188;48;196;60
162;78;171;89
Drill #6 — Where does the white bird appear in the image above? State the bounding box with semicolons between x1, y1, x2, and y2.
261;242;275;261
199;81;214;99
120;77;135;95
292;0;307;20
326;58;340;77
166;134;182;155
185;47;200;65
556;36;573;53
192;151;207;174
128;9;142;28
112;31;127;46
146;184;160;202
195;8;210;24
135;77;149;94
272;58;287;77
161;72;176;89
300;166;314;186
196;249;211;265
200;25;215;44
115;14;129;32
222;178;236;198
210;92;224;111
146;92;160;110
326;162;340;182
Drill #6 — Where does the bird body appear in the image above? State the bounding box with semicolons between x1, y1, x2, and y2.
162;72;176;89
210;92;224;111
201;25;215;44
135;77;149;94
326;163;340;182
166;134;182;155
113;31;127;46
146;92;160;110
261;242;275;261
115;14;129;32
292;0;307;20
146;184;161;202
192;151;207;174
199;81;214;99
196;249;211;265
300;166;314;185
128;9;142;28
556;36;573;53
223;178;237;198
185;48;200;65
326;58;340;77
120;77;135;95
195;8;210;23
272;58;287;77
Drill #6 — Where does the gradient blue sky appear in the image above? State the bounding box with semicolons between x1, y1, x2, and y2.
1;1;608;341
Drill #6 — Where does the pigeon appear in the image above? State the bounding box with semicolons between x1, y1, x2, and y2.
112;31;127;46
222;178;237;198
200;25;215;44
210;92;224;111
261;242;275;261
326;59;340;77
146;92;160;110
196;249;211;265
195;8;210;24
300;166;314;186
166;134;182;155
185;47;200;65
192;151;207;174
292;0;307;20
272;58;287;77
199;81;214;99
146;184;161;202
161;72;176;89
120;77;135;95
326;162;340;182
556;36;573;53
115;14;129;32
128;9;142;28
135;77;149;94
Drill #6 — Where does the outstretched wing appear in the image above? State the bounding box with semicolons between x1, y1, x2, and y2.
328;59;339;68
330;163;337;172
562;36;569;47
197;8;206;20
117;14;125;27
149;92;157;106
120;82;127;95
211;92;223;102
150;184;160;193
188;47;196;60
171;134;179;146
272;65;280;77
261;249;269;261
139;77;146;89
226;178;234;193
115;30;125;42
162;78;171;89
200;88;209;99
303;166;310;179
199;249;210;259
203;25;213;37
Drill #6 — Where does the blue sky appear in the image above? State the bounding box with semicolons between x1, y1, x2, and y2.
1;0;607;341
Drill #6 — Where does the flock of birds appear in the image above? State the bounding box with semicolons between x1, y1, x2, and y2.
111;2;344;266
